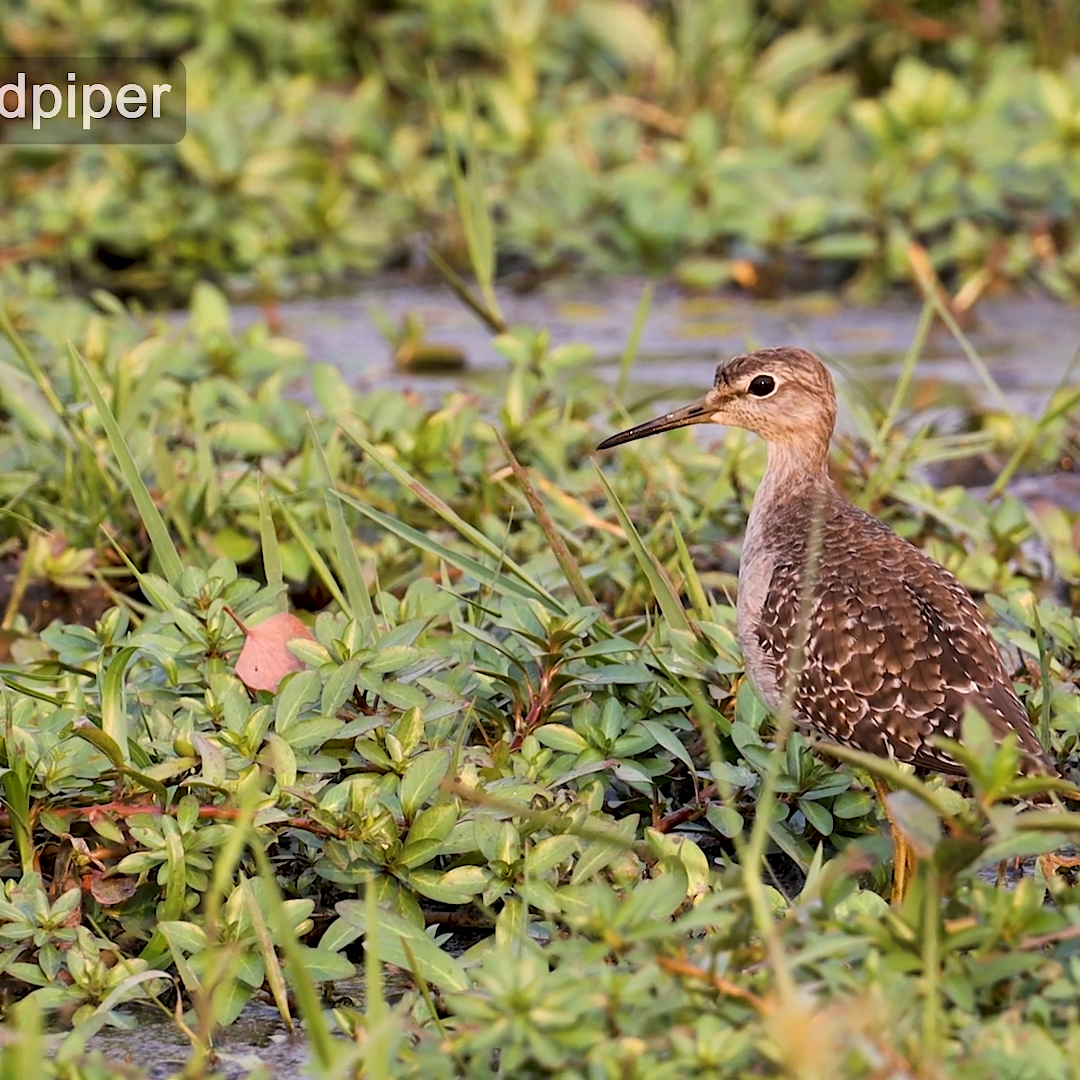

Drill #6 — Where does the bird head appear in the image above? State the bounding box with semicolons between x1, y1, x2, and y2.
597;346;837;450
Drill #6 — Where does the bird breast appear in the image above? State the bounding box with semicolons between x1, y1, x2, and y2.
736;491;788;713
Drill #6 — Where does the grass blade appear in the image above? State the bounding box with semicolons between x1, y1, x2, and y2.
429;71;503;326
669;515;711;622
0;300;73;436
243;880;293;1032
989;349;1080;498
275;500;350;612
342;423;566;612
595;465;692;635
249;839;337;1070
496;431;600;612
258;479;287;614
0;355;66;444
813;740;956;818
617;281;654;400
427;246;506;335
0;685;35;875
363;876;395;1080
69;344;183;585
337;491;556;607
1031;601;1053;755
907;247;1009;414
875;298;933;447
99;645;138;767
308;417;376;631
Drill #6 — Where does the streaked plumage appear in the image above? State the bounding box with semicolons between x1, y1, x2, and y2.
598;346;1052;777
746;478;1051;773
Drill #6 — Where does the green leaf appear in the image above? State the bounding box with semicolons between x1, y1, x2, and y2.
114;851;159;875
399;804;458;869
317;917;362;955
798;798;834;837
332;901;470;991
189;281;231;335
571;818;639;885
399;749;452;818
395;838;443;871
766;816;813;870
706;805;744;838
754;26;857;93
527;835;579;876
618;872;688;929
285;944;355;984
274;671;321;733
960;706;995;764
532;724;588;753
833;889;890;920
405;802;459;847
263;733;298;788
831;790;874;819
321;658;361;716
639;719;694;772
410;865;491;904
72;718;125;770
393;707;425;757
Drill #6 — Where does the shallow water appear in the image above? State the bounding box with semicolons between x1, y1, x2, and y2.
238;278;1080;417
87;997;312;1079
84;974;398;1078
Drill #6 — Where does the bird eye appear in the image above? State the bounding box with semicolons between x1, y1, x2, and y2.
748;374;776;397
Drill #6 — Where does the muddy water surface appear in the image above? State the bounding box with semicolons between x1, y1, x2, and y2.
241;279;1079;417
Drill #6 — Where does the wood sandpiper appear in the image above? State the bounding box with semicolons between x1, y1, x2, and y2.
598;346;1057;900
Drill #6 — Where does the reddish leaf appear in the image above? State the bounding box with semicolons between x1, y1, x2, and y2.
235;612;315;692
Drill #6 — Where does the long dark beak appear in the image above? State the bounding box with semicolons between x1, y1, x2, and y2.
597;397;715;450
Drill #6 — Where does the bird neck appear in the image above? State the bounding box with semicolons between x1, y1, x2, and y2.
742;437;833;563
759;436;832;503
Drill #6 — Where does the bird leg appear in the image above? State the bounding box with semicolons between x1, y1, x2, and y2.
873;776;916;905
1038;852;1080;882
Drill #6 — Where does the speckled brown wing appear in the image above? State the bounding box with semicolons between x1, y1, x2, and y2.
754;499;1053;776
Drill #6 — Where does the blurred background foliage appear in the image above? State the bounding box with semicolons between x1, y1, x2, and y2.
3;0;1080;302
